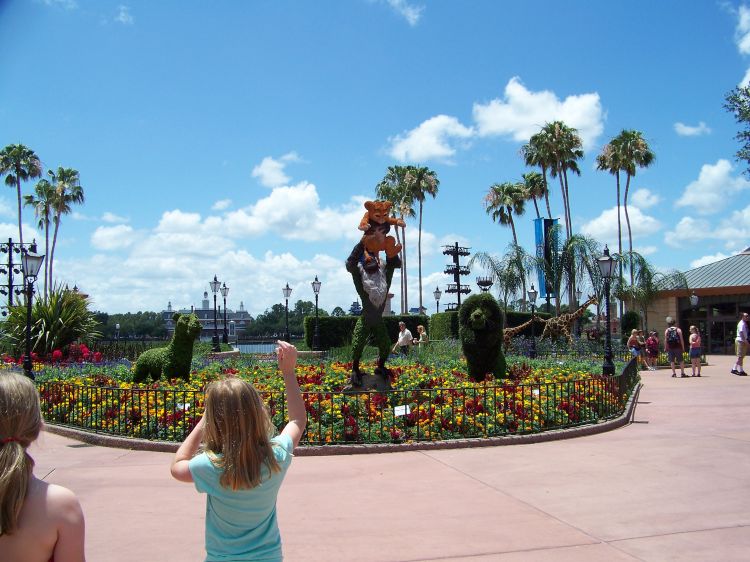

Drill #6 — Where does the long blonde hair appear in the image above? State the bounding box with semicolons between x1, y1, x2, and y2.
0;373;42;536
202;378;281;490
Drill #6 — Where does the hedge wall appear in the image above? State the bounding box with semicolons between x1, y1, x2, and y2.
303;314;429;350
428;310;552;340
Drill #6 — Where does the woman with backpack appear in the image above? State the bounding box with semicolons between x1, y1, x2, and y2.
664;316;687;378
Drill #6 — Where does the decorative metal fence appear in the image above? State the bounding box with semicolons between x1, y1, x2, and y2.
38;358;640;445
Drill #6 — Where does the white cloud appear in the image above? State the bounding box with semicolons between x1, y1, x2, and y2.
690;252;732;269
472;77;605;149
91;225;135;250
251;152;300;188
385;0;423;26
674;121;711;136
42;0;77;9
212;199;232;211
580;206;661;249
635;245;657;256
737;5;750;55
101;211;128;223
388;115;473;162
630;188;660;209
663;216;712;248
713;203;750;242
0;198;15;219
675;159;750;215
115;5;134;25
741;67;750;88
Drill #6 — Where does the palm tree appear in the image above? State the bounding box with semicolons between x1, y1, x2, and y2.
612;130;655;285
521;171;546;219
0;144;43;247
541;121;584;241
468;251;523;314
48;167;84;288
520;134;553;219
24;178;56;298
484;181;526;246
376;166;416;313
596;141;625;316
404;166;439;314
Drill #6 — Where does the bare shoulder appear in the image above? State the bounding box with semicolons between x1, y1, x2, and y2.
46;483;84;522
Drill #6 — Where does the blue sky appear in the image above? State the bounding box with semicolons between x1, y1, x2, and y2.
1;0;749;315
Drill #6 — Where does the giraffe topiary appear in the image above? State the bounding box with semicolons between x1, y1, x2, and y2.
503;317;538;351
538;296;598;345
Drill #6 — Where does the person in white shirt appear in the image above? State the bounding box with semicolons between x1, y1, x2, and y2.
733;312;749;376
392;321;413;356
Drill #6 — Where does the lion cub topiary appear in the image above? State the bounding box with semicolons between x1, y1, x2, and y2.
133;313;202;383
459;293;507;382
358;200;405;267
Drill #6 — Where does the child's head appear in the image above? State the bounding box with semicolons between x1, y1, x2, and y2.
0;373;42;536
202;377;280;490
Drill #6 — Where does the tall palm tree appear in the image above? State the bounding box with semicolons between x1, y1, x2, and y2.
521;171;546;219
596;140;625;317
613;130;655;285
24;177;56;298
468;250;524;314
520;135;553;219
0;144;43;247
48;167;84;288
404;166;439;314
376;166;416;313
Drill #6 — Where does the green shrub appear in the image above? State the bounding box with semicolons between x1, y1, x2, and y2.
621;310;641;334
430;311;458;340
303;314;428;349
1;284;101;357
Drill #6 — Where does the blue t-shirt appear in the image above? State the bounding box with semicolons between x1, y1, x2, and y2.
189;434;294;561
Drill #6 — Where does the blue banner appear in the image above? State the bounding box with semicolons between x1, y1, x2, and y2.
534;217;558;299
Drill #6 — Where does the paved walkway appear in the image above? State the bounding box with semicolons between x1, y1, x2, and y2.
30;355;750;561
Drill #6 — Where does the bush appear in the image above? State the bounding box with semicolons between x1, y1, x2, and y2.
303;314;428;349
430;311;458;340
621;310;641;334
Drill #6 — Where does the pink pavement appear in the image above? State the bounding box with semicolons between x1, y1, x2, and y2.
30;355;750;561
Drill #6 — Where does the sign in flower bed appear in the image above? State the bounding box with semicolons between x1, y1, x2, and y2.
34;357;636;445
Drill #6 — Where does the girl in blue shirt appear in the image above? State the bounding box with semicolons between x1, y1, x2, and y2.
171;341;306;561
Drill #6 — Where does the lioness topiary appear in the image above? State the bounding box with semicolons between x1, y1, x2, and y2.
133;313;202;383
459;293;507;382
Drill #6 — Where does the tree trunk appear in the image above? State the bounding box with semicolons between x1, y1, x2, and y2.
44;217;49;298
542;166;552;219
418;199;423;314
624;173;634;286
49;213;61;290
16;177;24;248
394;225;405;313
615;171;624;318
532;197;540;219
401;223;408;313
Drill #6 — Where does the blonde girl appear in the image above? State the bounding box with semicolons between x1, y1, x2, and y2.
689;325;702;377
0;373;85;561
171;340;306;561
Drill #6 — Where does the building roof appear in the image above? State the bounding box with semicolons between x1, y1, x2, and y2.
682;248;750;289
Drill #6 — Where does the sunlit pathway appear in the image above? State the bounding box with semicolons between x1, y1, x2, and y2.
31;355;750;561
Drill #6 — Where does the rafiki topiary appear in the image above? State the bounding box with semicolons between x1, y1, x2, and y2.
459;293;507;382
133;313;202;383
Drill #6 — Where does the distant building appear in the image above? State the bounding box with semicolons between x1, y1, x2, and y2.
643;247;750;354
162;292;253;342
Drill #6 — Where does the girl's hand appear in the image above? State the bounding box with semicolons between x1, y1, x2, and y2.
276;340;298;376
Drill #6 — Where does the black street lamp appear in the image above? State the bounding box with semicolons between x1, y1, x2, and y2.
527;283;538;359
282;282;292;343
598;246;616;376
210;275;221;352
476;277;493;293
311;276;321;351
220;282;229;344
433;286;442;313
21;250;44;379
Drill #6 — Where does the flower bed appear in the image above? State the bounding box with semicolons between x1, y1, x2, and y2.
34;356;636;445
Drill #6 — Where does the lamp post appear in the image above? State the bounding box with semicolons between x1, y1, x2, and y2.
210;275;221;352
598;246;616;376
21;250;44;379
527;284;538;359
282;283;292;343
476;277;493;293
433;286;442;313
220;282;229;344
311;276;321;351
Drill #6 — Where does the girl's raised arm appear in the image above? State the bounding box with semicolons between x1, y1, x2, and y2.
276;341;307;448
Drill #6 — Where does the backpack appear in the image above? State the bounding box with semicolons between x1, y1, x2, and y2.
666;327;680;346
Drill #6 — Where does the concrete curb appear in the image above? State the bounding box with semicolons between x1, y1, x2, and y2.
43;383;642;456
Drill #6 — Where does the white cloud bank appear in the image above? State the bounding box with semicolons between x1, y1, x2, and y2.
674;121;711;136
690;252;733;269
675;159;750;215
580;206;661;250
387;77;605;162
251;152;300;188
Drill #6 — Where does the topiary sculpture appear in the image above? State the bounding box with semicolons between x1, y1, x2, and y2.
459;293;507;382
133;313;202;383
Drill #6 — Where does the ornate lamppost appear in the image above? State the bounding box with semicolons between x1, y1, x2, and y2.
220;282;229;344
21;250;44;379
282;282;292;342
527;283;538;359
476;277;493;293
311;276;321;351
210;275;221;352
598;246;616;376
433;286;442;313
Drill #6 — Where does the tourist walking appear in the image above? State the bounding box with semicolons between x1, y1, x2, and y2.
413;324;429;348
645;330;659;371
392;321;413;356
627;329;644;369
170;340;306;561
0;373;86;561
689;325;702;377
733;312;749;376
664;317;687;378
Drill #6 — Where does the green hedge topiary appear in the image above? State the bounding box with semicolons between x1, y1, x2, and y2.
429;311;459;340
304;314;429;350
